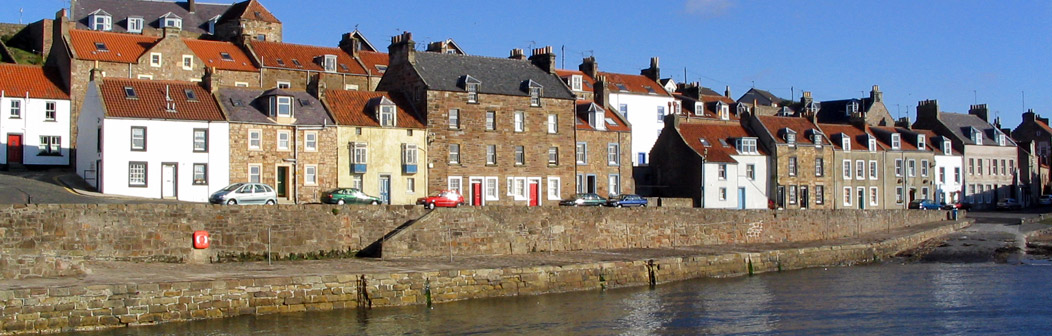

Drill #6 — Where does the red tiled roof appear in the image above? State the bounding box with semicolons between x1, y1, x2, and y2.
183;39;258;72
68;30;159;63
756;115;822;145
220;0;280;24
100;78;223;121
598;72;669;96
251;41;366;75
1037;119;1052;135
677;120;766;163
575;100;629;132
0;64;68;99
325;90;424;128
817;123;883;151
358;50;389;76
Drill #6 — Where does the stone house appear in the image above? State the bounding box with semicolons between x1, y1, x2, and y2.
377;33;577;206
215;86;336;204
816;85;896;127
76;78;229;202
1012;110;1052;167
871;126;937;208
818;123;886;209
244;39;374;92
913;101;1019;208
747;114;833;209
322;89;428;205
573;100;633;198
211;0;283;43
71;0;233;38
651;114;769;209
0;64;71;168
183;39;261;88
737;87;786;107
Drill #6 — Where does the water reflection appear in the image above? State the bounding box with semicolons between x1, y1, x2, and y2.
67;263;1052;336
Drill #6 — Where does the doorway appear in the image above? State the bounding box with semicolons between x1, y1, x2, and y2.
6;134;22;164
528;181;540;207
586;175;597;194
800;186;809;208
161;163;177;199
276;166;289;198
857;187;865;210
470;179;483;206
379;175;391;204
737;187;746;209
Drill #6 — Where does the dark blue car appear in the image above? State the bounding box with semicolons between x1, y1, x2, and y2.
908;199;940;210
607;194;648;208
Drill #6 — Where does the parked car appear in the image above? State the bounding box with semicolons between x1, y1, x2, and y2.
607;194;648;208
907;199;940;210
321;188;382;205
996;198;1023;210
209;183;277;205
559;193;606;207
940;202;959;210
417;190;464;209
1039;195;1052;205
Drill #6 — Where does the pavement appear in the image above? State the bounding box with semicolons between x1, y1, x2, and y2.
0;168;182;204
0;218;975;290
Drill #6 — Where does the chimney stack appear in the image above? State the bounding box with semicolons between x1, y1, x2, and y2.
508;48;525;60
594;75;608;108
188;0;197;13
528;46;556;74
969;103;990;123
681;81;701;100
339;32;363;56
641;57;660;82
388;31;416;66
580;56;598;79
203;67;218;92
1024;109;1037;124
916;99;941;124
870;84;882;102
724;85;731;98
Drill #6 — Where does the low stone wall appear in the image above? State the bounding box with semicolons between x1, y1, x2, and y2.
381;207;953;258
0;253;87;280
0;204;428;265
0;220;967;335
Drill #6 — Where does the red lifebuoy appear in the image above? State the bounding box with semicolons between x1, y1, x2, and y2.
193;231;210;249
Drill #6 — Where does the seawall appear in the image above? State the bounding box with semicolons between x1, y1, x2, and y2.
0;219;968;334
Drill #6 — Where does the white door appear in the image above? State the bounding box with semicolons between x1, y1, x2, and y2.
162;164;177;199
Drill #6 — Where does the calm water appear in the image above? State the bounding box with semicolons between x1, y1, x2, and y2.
71;262;1052;336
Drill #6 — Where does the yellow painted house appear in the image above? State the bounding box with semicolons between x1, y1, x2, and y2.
322;90;428;205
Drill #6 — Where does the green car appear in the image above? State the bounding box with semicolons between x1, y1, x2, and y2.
321;188;383;205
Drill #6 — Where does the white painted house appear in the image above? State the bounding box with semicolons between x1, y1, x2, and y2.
77;77;229;202
0;64;71;167
926;131;964;204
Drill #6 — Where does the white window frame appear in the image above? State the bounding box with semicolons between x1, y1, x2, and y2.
352;142;368;164
788;156;797;176
868;138;877;152
248;164;261;183
486;145;497;165
129;162;146;187
248;130;262;150
182;55;194;70
843;160;852;180
718;164;727;180
44;101;56;121
486;111;496;131
276;96;293;118
607;143;620;166
570;75;582;91
855;160;865;179
379;104;396;127
869;160;878;180
719;187;728;201
406;177;416;194
193;128;207;152
917;135;926;149
548;147;559;165
304;131;317;151
130;126;146;151
150;53;162;67
547;114;557;134
921;160;929;177
576;142;587;165
943;140;952;155
277;81;291;89
352;174;363;190
235;82;249;88
485;176;499;201
746;164;755;180
955;167;961;183
842;136;851;151
38;136;61;155
305;165;317;185
891;134;901;150
403;144;418;165
870;187;879;206
547;177;561;200
447;176;463;194
514;146;525;165
609;174;621;197
448;144;460;164
815;158;824;177
127;17;143;33
514;111;525;132
8;100;20;118
449;109;460;129
193;163;207;185
896;186;904;204
895;159;903;177
843;187;852;206
276;130;290;151
907;159;916;177
466;82;479;103
529;87;541;107
91;14;112;31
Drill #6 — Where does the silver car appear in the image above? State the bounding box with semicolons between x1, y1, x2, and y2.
209;183;277;205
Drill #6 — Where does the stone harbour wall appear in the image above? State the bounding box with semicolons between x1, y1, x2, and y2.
0;220;968;335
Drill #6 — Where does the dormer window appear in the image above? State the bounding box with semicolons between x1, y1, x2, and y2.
523;80;543;107
377;97;396;127
811;131;823;147
160;13;182;30
997;133;1006;146
694;103;704;116
736;138;758;154
943;140;952;155
89;10;112;31
917;134;926;149
784;128;797;144
320;54;337;73
569;75;582;91
846;101;858;116
891;133;901;150
868;137;877;152
779;106;792;116
271;96;293;118
737;103;749;116
207;16;220;35
461;75;481;103
970;127;983;144
841;134;851;151
127;17;143;33
587;103;606;131
717;102;729;120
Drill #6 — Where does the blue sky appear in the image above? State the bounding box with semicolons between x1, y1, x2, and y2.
10;0;1051;128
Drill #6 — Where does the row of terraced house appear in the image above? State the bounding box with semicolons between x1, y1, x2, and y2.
0;0;1047;208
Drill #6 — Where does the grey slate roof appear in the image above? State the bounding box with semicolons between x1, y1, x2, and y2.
939;112;1016;146
73;0;231;35
737;88;784;106
412;52;574;99
816;98;874;124
216;87;333;125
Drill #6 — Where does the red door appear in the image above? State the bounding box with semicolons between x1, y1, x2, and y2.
528;182;539;207
6;134;22;164
472;182;482;206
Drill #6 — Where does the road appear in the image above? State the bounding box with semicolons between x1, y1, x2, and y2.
0;169;177;204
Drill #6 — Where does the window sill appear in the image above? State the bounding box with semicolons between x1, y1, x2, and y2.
129;184;147;188
485;164;497;167
130;149;146;152
193;182;208;186
44;119;56;122
36;153;63;157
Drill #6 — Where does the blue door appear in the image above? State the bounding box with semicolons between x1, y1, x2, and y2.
379;175;391;204
738;187;746;209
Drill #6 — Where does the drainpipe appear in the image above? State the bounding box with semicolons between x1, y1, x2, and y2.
293;125;299;204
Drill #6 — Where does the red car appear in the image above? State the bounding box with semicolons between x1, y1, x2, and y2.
416;190;464;209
